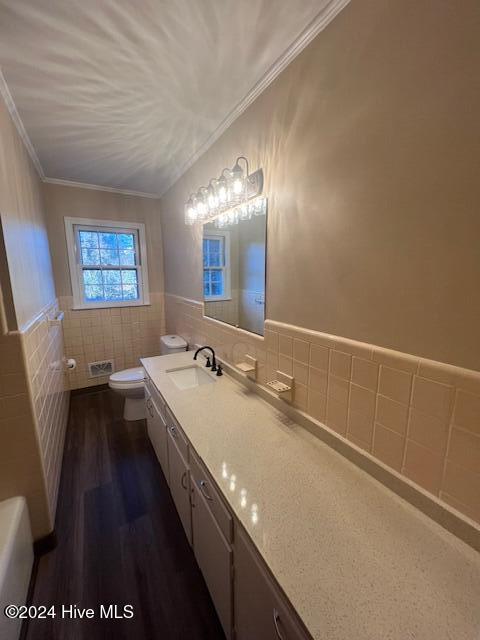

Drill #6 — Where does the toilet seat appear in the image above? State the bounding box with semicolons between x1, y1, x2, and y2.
109;366;145;389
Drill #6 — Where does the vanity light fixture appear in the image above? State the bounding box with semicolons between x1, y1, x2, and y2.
184;156;265;226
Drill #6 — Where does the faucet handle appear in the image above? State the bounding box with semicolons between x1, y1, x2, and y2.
205;356;211;368
216;365;223;377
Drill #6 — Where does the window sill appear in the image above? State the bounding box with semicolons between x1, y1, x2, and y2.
204;297;232;303
71;301;151;311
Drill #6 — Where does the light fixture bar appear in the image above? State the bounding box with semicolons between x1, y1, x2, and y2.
184;157;264;225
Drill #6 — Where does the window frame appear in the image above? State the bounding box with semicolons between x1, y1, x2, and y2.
64;216;150;310
203;229;231;302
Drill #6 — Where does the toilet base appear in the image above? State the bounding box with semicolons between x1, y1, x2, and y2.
124;397;146;421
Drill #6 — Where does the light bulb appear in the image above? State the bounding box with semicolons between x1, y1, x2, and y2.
184;196;197;224
207;184;218;211
233;178;243;194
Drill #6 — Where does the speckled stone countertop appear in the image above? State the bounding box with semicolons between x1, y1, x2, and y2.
141;352;480;640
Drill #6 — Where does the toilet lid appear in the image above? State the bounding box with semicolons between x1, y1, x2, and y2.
109;367;145;383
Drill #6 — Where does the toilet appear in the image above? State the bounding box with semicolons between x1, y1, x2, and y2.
108;334;187;421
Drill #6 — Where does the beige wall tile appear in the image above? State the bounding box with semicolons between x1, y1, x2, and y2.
351;357;379;391
264;330;278;353
278;334;293;357
329;350;352;380
310;344;329;371
443;461;480;518
411;376;454;422
278;354;293;376
326;398;348;436
375;395;409;435
293;360;309;386
373;349;419;373
293;339;310;363
328;375;349;405
403;440;444;495
349;383;375;418
308;366;328;395
308;390;326;422
373;424;405;471
293;383;308;411
347;410;374;450
407;408;449;455
447;428;480;475
378;366;412;404
453;390;480;435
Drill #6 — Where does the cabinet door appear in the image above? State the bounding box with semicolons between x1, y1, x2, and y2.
234;527;311;640
191;477;233;639
167;429;192;544
145;395;168;478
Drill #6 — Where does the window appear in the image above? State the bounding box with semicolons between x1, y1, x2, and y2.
64;217;150;309
203;232;231;301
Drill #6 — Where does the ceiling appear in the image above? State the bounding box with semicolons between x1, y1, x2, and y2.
0;0;344;196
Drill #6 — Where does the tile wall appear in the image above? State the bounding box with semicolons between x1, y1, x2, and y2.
165;293;480;525
22;300;70;514
0;299;69;538
59;292;165;389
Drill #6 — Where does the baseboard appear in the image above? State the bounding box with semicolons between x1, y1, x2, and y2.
33;529;57;556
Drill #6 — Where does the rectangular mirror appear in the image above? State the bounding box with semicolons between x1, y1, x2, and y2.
203;201;267;336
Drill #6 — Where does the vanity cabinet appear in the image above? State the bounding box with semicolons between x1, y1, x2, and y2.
166;427;192;544
234;526;310;640
145;392;169;479
143;372;310;640
191;470;233;639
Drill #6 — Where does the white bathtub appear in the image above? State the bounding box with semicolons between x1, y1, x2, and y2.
0;497;33;640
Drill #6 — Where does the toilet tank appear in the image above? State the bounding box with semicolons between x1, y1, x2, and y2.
160;334;188;355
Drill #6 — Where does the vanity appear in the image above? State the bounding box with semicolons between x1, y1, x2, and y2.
141;351;480;640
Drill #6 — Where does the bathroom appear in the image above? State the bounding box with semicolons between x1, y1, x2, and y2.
0;0;479;639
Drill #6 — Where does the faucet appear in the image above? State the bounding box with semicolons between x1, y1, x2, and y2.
193;346;217;372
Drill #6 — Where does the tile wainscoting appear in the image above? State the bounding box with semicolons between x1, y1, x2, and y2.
0;299;69;538
165;293;480;527
59;292;166;390
22;300;70;516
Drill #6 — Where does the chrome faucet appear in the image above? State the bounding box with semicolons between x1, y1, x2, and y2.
193;346;217;372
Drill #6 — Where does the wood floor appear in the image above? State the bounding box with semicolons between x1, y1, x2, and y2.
26;387;225;640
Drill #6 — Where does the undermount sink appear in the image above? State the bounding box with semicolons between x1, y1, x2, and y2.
166;365;216;390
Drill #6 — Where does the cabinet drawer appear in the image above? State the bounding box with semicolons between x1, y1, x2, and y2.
145;376;166;421
165;407;189;461
190;450;233;543
234;526;311;640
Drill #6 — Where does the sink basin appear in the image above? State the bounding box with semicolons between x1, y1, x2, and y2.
166;365;216;390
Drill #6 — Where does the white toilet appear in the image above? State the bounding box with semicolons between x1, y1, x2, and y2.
108;334;188;421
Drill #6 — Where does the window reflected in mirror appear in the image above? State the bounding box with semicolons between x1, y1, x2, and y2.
203;205;266;336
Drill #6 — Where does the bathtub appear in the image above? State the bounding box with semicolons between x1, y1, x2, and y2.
0;497;33;640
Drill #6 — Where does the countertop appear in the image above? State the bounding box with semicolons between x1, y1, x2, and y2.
141;352;480;640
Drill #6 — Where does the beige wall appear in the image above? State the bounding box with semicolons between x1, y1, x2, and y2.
0;92;68;539
43;183;166;388
0;97;56;329
43;182;164;297
160;0;480;372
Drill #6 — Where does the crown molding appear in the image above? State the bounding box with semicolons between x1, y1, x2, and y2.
158;0;351;197
42;177;159;199
0;67;45;178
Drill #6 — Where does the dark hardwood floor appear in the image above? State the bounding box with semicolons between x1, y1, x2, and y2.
25;388;225;640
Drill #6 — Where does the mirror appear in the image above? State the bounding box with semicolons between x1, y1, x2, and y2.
203;201;267;336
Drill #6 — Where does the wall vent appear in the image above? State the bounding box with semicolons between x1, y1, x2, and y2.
88;359;114;378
